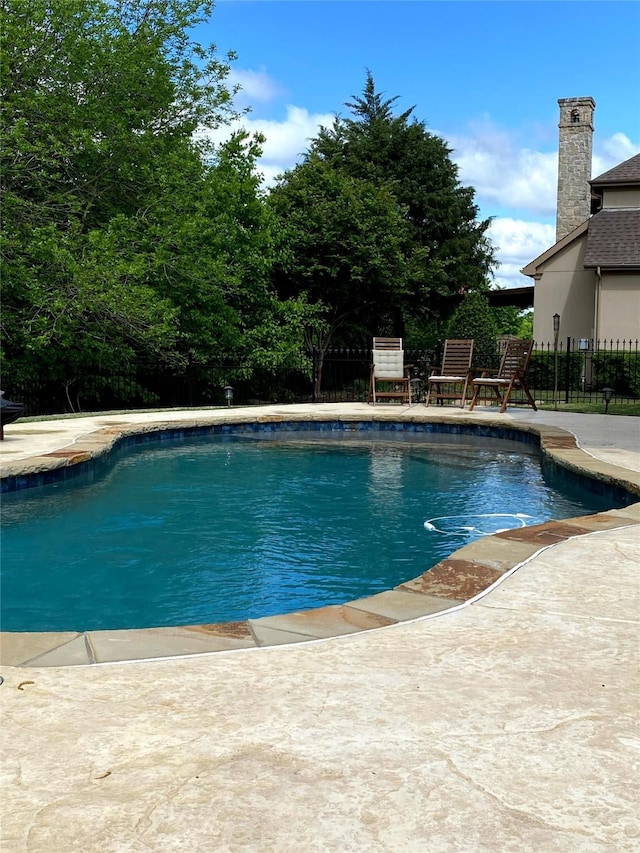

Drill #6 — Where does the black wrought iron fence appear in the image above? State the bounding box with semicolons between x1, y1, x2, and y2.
527;338;640;404
6;339;639;417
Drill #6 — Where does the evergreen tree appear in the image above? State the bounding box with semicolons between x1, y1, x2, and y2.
305;72;496;342
446;292;499;368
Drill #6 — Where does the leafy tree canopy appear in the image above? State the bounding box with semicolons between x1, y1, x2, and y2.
1;0;306;399
446;291;500;368
291;72;497;345
268;155;416;350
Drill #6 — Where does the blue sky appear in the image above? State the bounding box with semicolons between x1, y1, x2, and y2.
193;1;640;289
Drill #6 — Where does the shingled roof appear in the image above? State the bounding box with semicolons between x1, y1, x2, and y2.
583;208;640;268
590;153;640;186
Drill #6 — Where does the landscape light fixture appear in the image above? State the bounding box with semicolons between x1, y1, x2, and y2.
552;313;561;410
602;387;614;414
410;376;421;405
224;385;234;407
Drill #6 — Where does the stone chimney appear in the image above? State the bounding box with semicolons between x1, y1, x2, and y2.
556;97;595;242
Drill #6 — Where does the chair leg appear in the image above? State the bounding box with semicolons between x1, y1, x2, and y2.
521;381;538;411
425;382;432;407
459;377;469;408
499;379;516;413
470;383;502;410
468;384;480;411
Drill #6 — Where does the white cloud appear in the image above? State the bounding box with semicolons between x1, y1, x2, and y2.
445;121;639;219
443;120;558;216
442;121;639;286
243;106;335;163
200;105;335;185
593;132;638;177
488;218;555;264
487;218;555;290
228;68;283;104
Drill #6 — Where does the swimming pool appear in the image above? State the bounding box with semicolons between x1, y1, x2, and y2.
1;425;622;633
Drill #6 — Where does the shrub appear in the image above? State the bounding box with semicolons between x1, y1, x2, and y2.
446;292;499;368
527;351;583;392
590;351;640;398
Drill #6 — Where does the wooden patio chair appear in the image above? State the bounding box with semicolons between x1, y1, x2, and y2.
424;339;474;407
369;337;412;405
468;339;537;413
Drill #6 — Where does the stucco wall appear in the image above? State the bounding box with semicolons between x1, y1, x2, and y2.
532;235;596;343
598;273;640;341
601;187;640;208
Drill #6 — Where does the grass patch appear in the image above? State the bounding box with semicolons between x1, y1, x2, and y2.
537;402;640;416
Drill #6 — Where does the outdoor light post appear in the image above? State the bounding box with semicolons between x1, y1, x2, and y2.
553;313;561;410
224;385;234;407
602;387;614;415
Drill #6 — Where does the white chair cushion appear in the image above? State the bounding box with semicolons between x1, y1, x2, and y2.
373;350;405;379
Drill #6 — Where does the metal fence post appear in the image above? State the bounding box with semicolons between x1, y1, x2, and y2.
312;346;318;404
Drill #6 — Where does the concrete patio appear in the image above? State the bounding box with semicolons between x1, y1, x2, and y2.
1;404;639;851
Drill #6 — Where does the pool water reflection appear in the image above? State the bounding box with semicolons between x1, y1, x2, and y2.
1;431;618;632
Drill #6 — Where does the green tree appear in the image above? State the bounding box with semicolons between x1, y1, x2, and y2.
446;292;499;368
306;72;496;342
492;305;524;337
1;0;296;405
517;309;534;339
268;156;415;393
1;0;231;381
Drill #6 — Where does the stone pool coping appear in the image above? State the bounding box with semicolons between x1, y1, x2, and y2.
2;406;639;667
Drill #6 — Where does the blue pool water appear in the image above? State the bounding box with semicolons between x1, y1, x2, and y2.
1;431;618;632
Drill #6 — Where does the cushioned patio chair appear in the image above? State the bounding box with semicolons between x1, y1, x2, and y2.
369;337;412;405
424;339;474;408
468;339;537;413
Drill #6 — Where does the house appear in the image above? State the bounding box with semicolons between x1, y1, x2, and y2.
521;97;640;344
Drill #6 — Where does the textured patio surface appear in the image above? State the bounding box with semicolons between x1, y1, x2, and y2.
1;404;639;851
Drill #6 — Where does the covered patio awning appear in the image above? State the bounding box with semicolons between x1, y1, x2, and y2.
486;286;534;309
